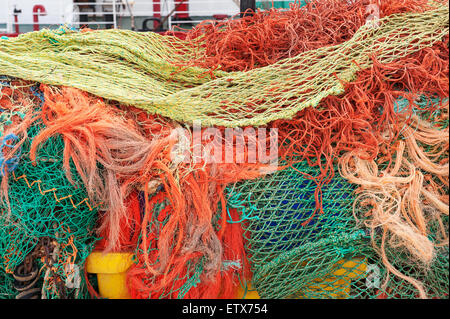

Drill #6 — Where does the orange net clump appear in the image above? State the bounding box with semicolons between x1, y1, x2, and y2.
126;193;249;299
184;0;433;72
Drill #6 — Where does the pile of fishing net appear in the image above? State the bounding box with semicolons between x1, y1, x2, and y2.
0;0;448;299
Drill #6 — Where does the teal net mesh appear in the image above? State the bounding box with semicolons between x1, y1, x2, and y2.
0;117;99;298
227;159;449;299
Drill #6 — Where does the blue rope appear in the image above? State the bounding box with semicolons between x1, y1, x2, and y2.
0;134;21;177
30;85;45;106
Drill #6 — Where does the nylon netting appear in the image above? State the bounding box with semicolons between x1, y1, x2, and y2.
226;93;449;299
128;193;206;299
226;160;368;298
0;270;16;299
0;0;448;300
227;160;448;299
0;91;99;298
0;5;447;126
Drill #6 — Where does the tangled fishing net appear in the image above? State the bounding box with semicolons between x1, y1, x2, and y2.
0;2;447;126
0;81;98;298
0;0;448;299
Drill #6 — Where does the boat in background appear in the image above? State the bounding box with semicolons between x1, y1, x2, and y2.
0;0;297;37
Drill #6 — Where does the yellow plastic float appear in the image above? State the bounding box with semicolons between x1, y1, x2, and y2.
236;258;367;299
86;252;134;299
85;253;366;299
236;283;261;299
301;258;368;299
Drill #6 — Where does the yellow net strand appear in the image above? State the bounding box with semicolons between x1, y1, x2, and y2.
0;5;448;127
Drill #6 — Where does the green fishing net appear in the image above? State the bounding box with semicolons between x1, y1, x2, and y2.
0;270;16;299
227;160;369;299
0;120;99;299
227;159;449;299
